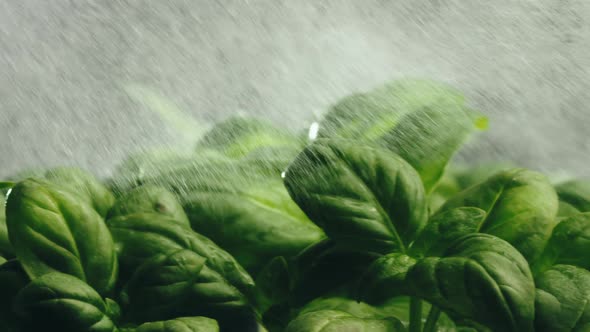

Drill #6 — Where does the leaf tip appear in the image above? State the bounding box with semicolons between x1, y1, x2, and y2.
474;116;489;130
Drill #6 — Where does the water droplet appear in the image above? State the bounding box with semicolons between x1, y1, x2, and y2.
5;188;12;204
308;122;319;140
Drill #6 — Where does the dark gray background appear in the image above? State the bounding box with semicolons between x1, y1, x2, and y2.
1;0;589;179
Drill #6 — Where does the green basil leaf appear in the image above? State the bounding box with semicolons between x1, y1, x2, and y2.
13;272;117;332
43;167;115;217
125;249;255;331
106;212;254;293
558;201;581;218
242;145;305;173
410;207;486;257
356;253;417;304
0;260;28;331
120;151;324;274
0;182;15;190
108;150;230;196
533;212;590;274
406;234;535;332
284;139;427;254
6;179;117;295
294;296;458;331
253;256;290;314
378;105;485;193
182;179;325;273
318;79;486;192
555;180;590;213
136;316;219;332
107;185;189;227
378;297;457;332
449;163;514;191
285;310;406;332
318;80;465;141
0;193;13;258
534;265;590;332
196;116;303;158
427;172;462;215
297;297;397;320
439;168;558;263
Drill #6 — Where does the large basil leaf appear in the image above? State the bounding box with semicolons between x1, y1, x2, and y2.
4;167;114;217
406;234;535;332
378;104;484;193
534;265;590;332
6;178;118;295
136;316;219;332
317;79;486;192
13;272;117;332
318;80;464;141
106;212;254;293
182;178;325;273
285;310;405;332
533;212;590;274
43;167;115;217
439;168;558;263
124;249;253;328
196;116;302;158
284;139;427;254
